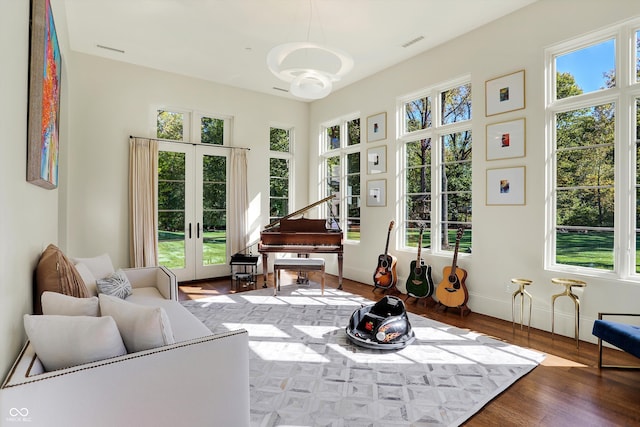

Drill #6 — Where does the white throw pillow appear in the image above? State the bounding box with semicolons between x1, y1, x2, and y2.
41;291;100;316
96;269;132;299
98;294;175;353
74;262;98;296
72;253;115;280
24;314;127;372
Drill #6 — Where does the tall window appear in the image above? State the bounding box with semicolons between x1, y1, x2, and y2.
546;21;640;276
269;127;292;224
400;77;472;253
320;116;361;240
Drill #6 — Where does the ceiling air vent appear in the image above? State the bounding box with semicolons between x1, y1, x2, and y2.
96;44;125;54
401;36;424;48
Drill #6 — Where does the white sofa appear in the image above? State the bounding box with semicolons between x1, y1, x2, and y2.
1;262;250;427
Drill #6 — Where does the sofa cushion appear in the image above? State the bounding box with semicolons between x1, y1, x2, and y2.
72;253;115;280
41;291;100;316
97;269;133;299
23;314;127;372
74;262;98;296
99;294;175;352
35;244;89;314
126;288;212;342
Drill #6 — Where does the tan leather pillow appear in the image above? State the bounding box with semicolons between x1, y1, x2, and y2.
34;244;89;314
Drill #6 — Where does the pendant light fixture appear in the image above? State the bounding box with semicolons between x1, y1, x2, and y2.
267;1;353;100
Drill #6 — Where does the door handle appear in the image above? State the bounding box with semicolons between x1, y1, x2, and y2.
197;223;201;239
188;223;192;239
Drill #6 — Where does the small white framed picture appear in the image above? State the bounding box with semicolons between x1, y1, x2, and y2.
367;179;386;207
367;112;387;142
367;146;387;174
486;166;526;205
485;70;525;116
486;118;526;160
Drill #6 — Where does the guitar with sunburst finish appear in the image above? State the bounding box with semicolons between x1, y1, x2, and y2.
373;221;398;290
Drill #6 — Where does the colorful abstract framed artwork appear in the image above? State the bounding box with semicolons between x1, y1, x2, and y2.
486;166;526;206
485;70;525;117
486;118;526;160
27;0;61;189
367;112;387;142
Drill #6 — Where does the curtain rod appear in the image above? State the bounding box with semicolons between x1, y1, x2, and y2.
129;135;250;150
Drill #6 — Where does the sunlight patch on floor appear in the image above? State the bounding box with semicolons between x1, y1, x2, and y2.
540;353;587;367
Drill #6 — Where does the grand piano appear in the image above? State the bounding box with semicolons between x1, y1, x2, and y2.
258;195;344;289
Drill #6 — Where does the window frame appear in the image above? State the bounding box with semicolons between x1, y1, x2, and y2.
544;19;640;279
398;75;472;255
319;114;361;242
269;125;294;224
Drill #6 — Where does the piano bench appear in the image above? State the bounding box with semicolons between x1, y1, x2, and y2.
274;257;325;295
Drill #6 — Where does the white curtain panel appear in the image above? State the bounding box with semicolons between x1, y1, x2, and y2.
129;137;158;267
229;148;248;255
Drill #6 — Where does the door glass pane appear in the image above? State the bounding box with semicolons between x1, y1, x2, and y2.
158;151;186;269
202;154;226;266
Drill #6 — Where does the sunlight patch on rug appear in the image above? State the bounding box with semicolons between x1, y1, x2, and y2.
183;285;544;427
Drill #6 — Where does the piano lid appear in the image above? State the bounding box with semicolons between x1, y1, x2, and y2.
263;194;338;231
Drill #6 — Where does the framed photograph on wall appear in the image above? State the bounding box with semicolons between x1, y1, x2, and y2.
367;112;387;142
27;0;62;189
486;166;526;205
367;179;387;207
367;146;387;174
485;70;525;117
486;118;526;160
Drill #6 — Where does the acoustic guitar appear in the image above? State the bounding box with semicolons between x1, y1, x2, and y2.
435;228;468;308
373;221;398;290
405;226;434;299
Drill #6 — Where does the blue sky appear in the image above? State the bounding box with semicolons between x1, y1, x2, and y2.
556;39;616;92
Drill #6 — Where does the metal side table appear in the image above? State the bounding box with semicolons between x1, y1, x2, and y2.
511;278;533;336
551;277;587;348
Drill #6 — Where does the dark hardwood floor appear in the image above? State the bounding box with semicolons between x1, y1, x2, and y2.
179;273;640;426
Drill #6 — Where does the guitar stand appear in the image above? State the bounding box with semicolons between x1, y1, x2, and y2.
436;302;471;318
405;294;435;308
372;284;397;294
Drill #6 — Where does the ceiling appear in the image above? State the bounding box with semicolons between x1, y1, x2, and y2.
59;0;538;101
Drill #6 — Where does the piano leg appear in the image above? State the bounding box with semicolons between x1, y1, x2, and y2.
261;253;269;288
338;252;344;290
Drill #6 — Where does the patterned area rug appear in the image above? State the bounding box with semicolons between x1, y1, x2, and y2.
182;284;544;427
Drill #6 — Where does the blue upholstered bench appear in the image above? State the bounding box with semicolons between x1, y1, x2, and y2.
592;313;640;369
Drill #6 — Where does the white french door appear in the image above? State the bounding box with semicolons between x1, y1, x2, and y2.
157;142;229;282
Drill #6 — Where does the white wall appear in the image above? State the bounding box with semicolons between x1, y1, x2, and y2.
310;0;640;343
63;53;310;269
0;1;60;377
